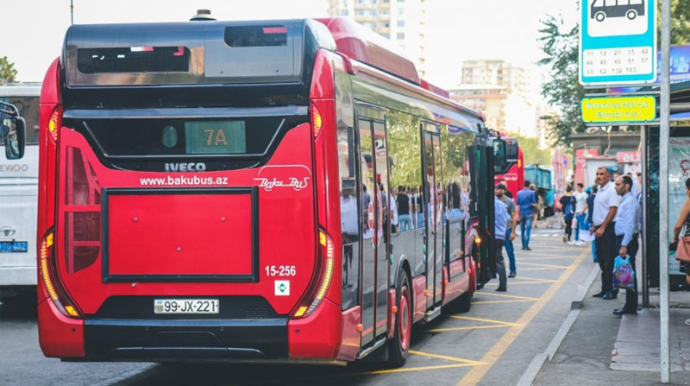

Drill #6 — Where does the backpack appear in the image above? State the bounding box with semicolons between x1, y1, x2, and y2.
564;197;574;220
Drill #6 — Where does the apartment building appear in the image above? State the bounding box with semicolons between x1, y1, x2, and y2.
450;60;544;139
327;0;428;76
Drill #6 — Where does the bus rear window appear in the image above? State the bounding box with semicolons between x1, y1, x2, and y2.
225;26;288;47
82;117;282;156
77;46;190;74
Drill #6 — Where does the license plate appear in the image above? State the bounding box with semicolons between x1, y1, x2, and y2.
0;241;28;253
154;299;219;314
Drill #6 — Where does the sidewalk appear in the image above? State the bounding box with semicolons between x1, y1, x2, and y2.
533;270;690;385
532;266;690;386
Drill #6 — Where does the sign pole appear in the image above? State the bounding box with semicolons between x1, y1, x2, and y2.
659;0;670;382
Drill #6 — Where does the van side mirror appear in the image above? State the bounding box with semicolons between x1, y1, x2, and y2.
1;101;26;160
493;138;507;169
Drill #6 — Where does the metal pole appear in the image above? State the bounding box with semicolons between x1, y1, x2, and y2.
70;0;74;25
641;125;648;308
660;0;671;382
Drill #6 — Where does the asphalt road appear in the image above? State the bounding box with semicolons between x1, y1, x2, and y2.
0;227;597;386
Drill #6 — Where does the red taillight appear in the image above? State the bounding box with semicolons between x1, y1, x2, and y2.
311;103;323;138
48;105;62;144
293;229;335;318
39;230;80;318
64;147;101;274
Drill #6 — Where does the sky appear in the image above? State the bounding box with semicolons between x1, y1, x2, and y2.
0;0;579;88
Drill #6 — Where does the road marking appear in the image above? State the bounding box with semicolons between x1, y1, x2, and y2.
519;262;569;269
486;281;554;286
511;276;557;283
472;300;535;305
525;245;583;251
518;254;579;259
456;248;588;386
478;292;540;301
429;325;514;332
449;315;520;326
519;267;567;271
365;363;476;375
409;350;485;365
429;315;520;332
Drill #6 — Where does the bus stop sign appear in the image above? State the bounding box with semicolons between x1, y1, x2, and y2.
580;0;657;85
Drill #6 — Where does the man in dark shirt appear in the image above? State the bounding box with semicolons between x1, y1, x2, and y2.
587;185;598;262
516;180;538;251
397;186;411;231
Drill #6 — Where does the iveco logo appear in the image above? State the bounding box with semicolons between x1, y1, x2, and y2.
164;162;206;172
0;226;16;237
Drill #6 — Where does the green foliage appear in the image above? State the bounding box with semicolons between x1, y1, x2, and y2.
510;134;552;166
661;0;690;45
0;56;17;84
538;16;600;148
538;2;690;148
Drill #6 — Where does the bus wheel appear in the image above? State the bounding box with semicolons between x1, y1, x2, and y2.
455;290;472;313
388;270;411;368
626;10;637;20
595;12;605;22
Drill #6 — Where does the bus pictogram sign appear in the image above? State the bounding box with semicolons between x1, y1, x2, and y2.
580;0;657;85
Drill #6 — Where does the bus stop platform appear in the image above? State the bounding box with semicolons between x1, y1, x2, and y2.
532;271;690;386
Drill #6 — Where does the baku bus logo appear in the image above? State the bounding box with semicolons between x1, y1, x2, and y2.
253;165;311;192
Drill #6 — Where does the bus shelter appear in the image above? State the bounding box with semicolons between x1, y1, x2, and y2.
641;79;690;302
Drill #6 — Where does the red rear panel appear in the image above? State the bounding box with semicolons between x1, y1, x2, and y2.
106;191;254;278
54;122;315;316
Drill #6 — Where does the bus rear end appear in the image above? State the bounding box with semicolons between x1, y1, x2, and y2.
37;19;346;363
0;84;40;297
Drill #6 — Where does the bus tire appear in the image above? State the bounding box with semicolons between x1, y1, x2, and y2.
626;10;637;20
388;270;411;368
455;290;472;313
595;12;605;22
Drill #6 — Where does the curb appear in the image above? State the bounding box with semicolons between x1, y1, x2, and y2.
516;264;601;386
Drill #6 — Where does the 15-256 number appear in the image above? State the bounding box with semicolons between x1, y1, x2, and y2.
265;265;296;277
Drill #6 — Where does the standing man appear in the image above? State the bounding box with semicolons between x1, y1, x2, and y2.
516;180;538;251
496;184;518;277
613;175;640;315
573;183;589;245
494;188;510;291
587;185;598;262
590;167;620;299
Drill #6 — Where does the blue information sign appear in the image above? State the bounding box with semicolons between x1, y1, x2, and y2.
580;0;657;85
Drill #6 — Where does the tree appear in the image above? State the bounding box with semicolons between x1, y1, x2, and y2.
511;134;552;166
664;0;690;45
538;16;599;148
538;2;690;148
0;56;17;84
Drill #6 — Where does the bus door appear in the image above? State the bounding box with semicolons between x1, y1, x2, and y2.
423;126;444;307
356;107;389;346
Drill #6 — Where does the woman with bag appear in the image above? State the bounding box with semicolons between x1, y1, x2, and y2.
672;178;690;326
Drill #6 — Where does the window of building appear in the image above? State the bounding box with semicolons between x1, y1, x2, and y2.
341;10;349;16
382;33;390;39
370;9;377;16
397;32;405;39
397;20;405;27
398;8;404;15
355;9;365;15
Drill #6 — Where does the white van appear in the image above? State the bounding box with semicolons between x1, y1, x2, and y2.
0;84;40;297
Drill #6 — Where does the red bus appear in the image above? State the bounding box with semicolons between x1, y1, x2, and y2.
34;17;505;366
494;137;523;199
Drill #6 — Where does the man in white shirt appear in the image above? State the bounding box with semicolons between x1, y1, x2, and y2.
589;167;620;299
573;183;589;246
613;175;640;315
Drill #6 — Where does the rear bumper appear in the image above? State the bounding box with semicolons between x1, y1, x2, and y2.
83;318;289;361
0;266;37;286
